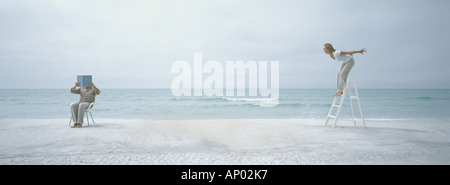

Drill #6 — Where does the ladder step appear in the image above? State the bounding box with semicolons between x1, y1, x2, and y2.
350;96;358;99
332;105;340;107
328;115;336;119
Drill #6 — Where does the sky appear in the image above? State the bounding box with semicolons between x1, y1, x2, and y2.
1;0;449;89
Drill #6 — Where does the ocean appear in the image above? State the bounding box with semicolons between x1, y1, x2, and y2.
0;89;449;120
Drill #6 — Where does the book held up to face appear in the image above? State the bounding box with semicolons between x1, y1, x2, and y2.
77;75;92;87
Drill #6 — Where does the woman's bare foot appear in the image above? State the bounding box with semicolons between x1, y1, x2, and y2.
71;123;82;128
333;92;344;96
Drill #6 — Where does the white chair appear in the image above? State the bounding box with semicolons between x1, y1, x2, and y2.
69;102;95;127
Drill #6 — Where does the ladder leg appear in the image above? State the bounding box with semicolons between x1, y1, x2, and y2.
325;96;338;126
357;99;365;128
354;86;366;128
325;116;331;126
333;90;346;128
348;85;357;127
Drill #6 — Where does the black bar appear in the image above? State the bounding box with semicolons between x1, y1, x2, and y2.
1;165;447;184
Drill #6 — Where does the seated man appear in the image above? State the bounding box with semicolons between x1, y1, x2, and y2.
70;82;100;128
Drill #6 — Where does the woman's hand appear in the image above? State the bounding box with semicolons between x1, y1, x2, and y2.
88;82;95;87
75;82;80;86
360;48;367;55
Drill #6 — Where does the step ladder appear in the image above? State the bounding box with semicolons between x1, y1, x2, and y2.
325;74;365;128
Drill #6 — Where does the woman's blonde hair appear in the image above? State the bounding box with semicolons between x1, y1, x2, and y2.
324;43;336;52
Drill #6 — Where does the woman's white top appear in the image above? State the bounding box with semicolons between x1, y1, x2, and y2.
333;50;353;63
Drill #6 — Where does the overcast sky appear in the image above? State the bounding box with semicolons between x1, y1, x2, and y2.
1;0;449;89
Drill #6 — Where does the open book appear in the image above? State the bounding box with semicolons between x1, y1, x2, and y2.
77;75;92;87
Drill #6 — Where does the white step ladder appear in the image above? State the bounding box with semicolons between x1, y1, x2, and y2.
325;74;366;128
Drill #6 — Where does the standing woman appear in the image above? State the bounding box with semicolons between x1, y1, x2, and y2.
323;43;367;96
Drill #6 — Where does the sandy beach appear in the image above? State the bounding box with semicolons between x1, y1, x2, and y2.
1;118;449;165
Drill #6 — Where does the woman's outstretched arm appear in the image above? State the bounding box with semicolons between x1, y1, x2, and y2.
341;48;367;56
